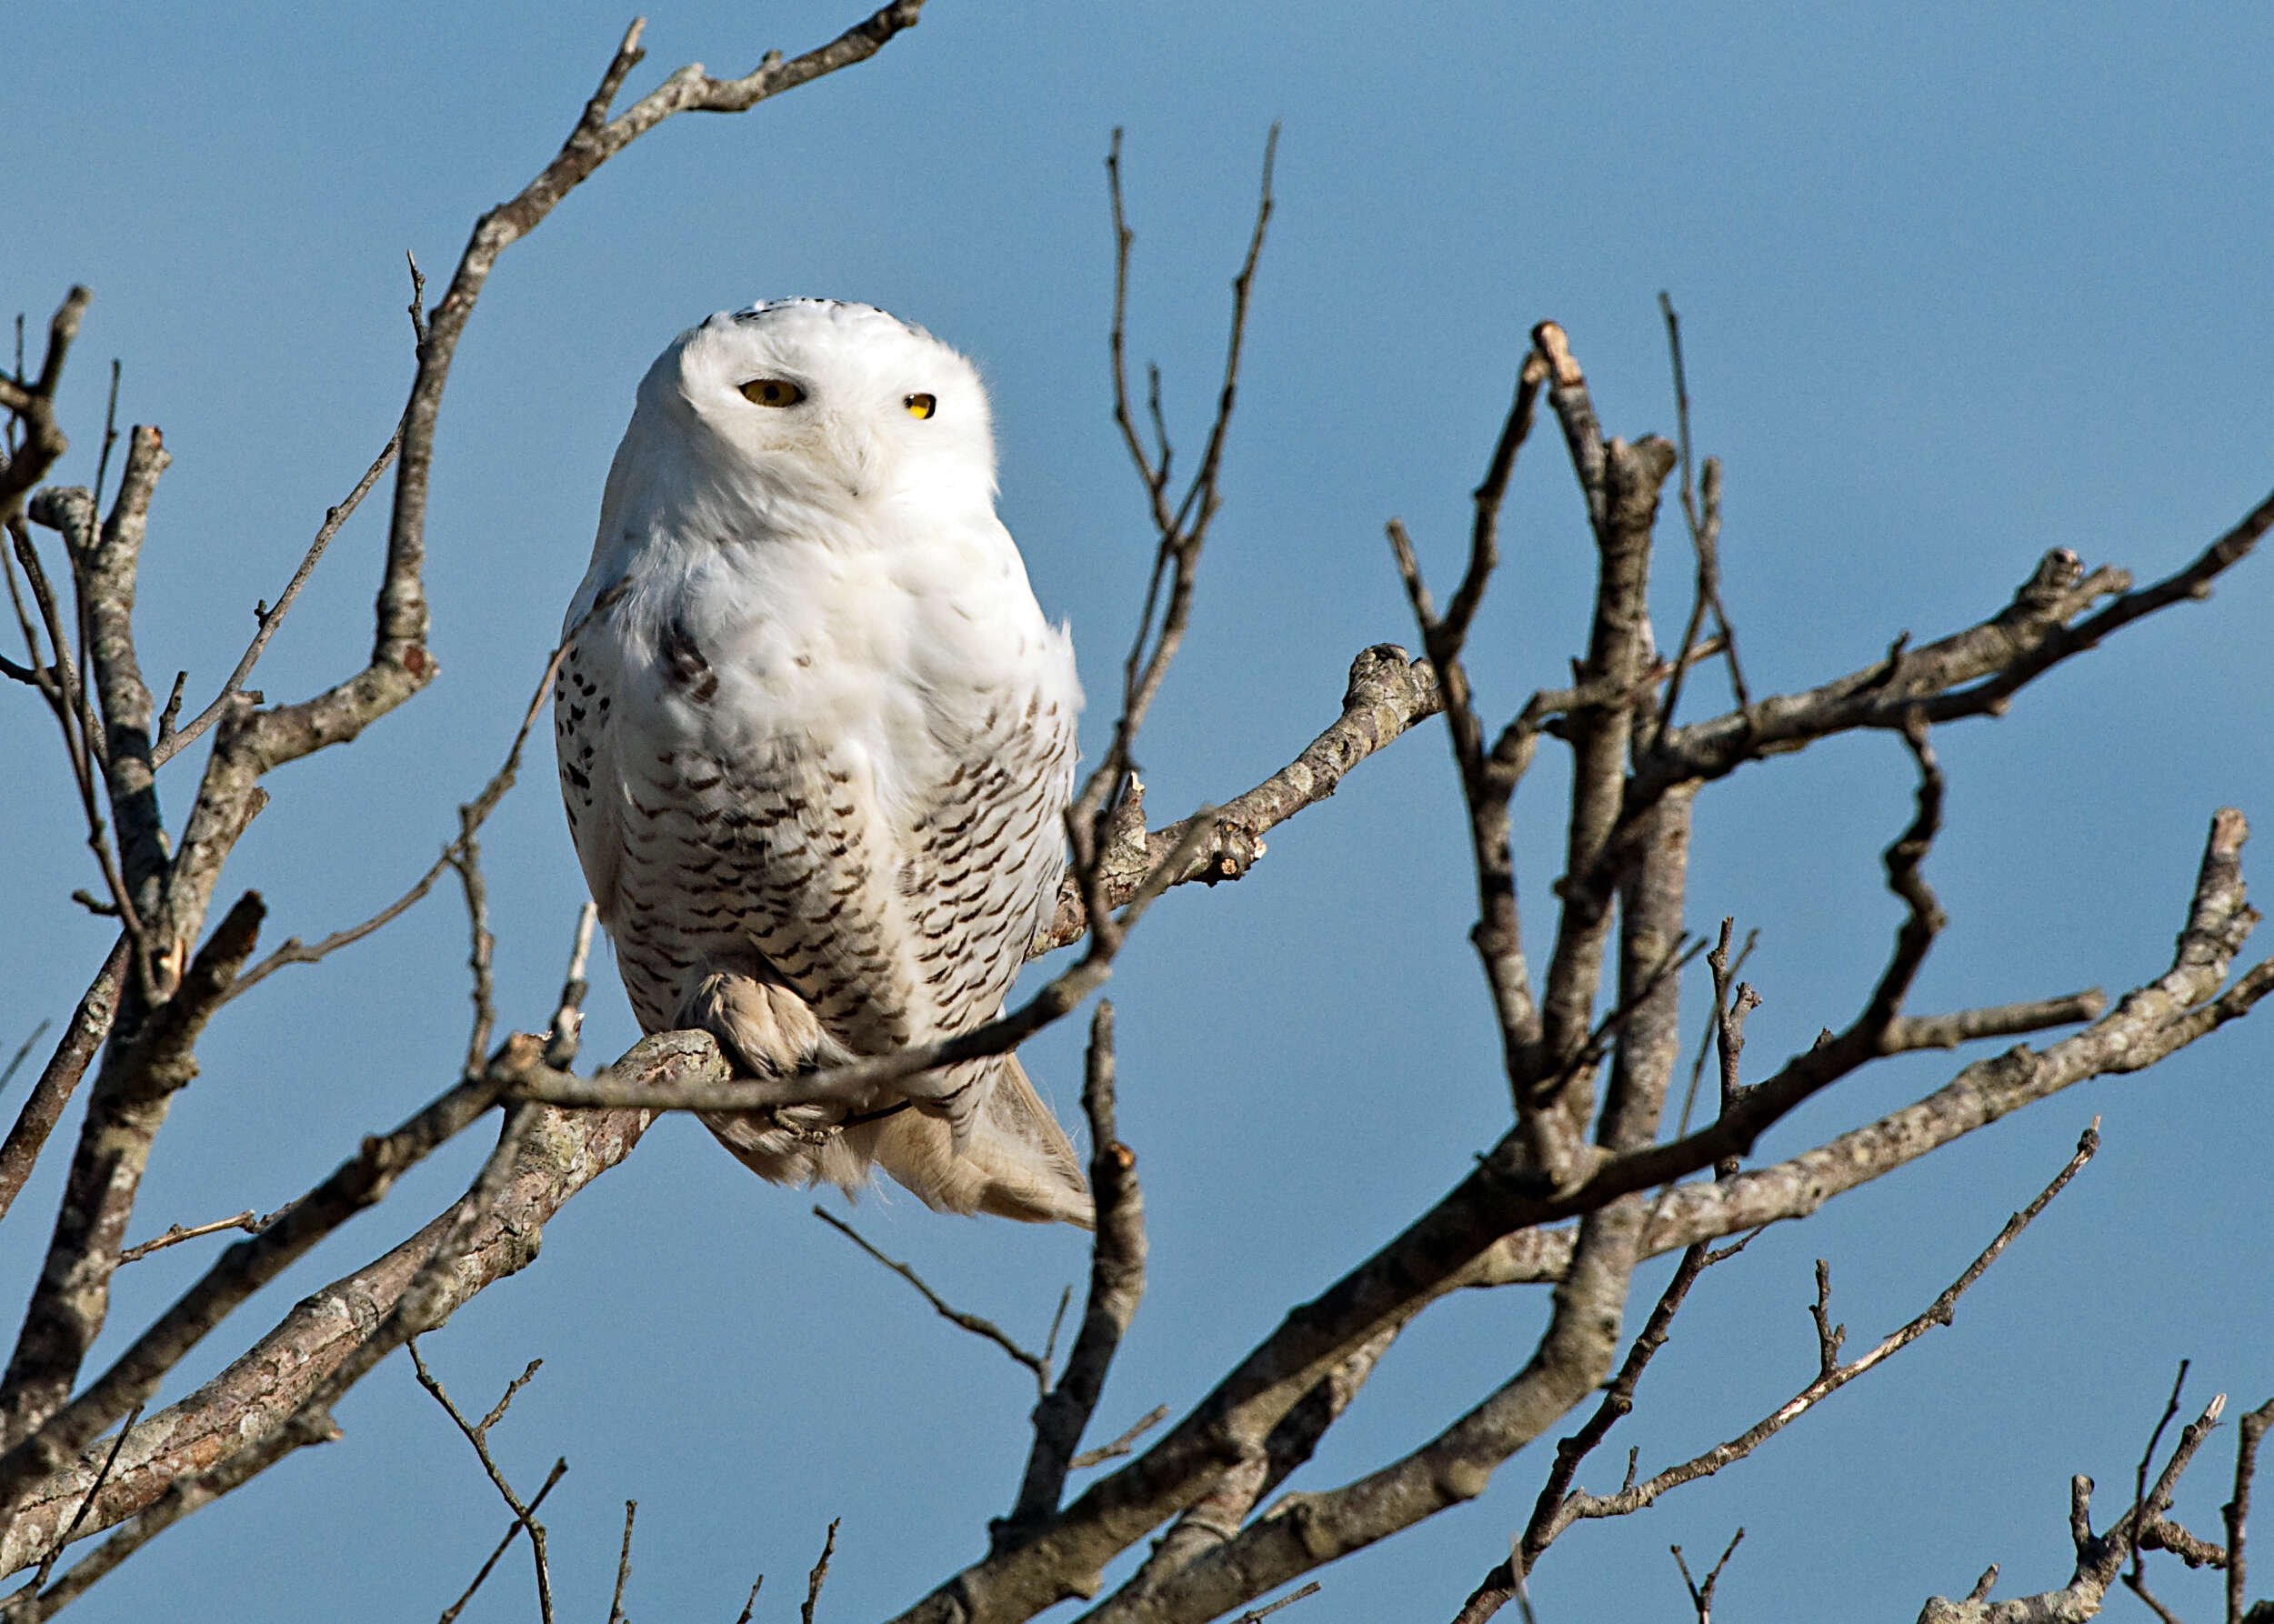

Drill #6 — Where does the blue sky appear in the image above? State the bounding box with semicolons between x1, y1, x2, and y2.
6;3;2274;1619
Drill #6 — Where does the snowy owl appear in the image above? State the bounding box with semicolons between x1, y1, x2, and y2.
555;298;1091;1226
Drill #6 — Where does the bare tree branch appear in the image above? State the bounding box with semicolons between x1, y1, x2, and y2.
1006;1002;1147;1534
1651;291;1748;746
0;289;91;526
1548;1122;2096;1532
1640;486;2274;804
2229;1398;2274;1623
879;791;2267;1624
803;1519;841;1624
152;414;406;768
1033;645;1439;956
0;1033;682;1574
0;889;267;1453
223;642;567;1008
1670;1528;1744;1624
814;1207;1051;1393
115;1213;261;1267
0;1025;49;1098
0;1402;136;1621
1918;1389;2230;1624
438;1458;568;1624
1228;1582;1320;1624
0;938;127;1227
15;1095;548;1617
407;1342;557;1624
607;1499;636;1624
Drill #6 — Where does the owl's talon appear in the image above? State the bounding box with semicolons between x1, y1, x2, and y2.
770;1101;847;1143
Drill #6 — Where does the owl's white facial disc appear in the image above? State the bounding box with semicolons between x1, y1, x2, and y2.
646;298;997;514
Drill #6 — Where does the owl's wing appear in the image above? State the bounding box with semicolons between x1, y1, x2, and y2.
555;603;629;928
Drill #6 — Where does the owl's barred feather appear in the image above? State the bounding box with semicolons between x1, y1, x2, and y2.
556;299;1091;1226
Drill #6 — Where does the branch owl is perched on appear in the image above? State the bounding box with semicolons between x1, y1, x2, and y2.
556;299;1091;1226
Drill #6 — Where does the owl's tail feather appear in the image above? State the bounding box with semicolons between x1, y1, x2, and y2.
870;1055;1094;1228
676;970;1091;1227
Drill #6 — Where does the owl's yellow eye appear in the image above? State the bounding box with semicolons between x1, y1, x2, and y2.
738;378;805;408
904;393;937;420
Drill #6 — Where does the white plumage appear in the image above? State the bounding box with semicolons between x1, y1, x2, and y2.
556;299;1090;1225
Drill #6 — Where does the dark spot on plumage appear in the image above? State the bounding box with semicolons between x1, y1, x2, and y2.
659;617;718;704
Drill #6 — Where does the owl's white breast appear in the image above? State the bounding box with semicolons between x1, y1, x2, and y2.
579;492;1071;821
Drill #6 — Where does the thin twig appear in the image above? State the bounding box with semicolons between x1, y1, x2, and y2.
1069;1405;1171;1472
731;1575;765;1624
453;797;497;1078
802;1519;839;1624
18;1403;141;1609
407;1340;556;1624
1673;920;1757;1142
1229;1580;1322;1624
437;1459;567;1624
115;1212;261;1266
1041;1286;1073;1372
1077;124;1276;913
546;902;599;1068
223;644;566;1006
2131;1360;2193;1597
8;516;155;984
0;1023;52;1097
1671;1527;1744;1623
1652;293;1749;747
607;1500;636;1624
1558;1122;2099;1530
812;1208;1049;1393
87;363;121;522
152;420;405;767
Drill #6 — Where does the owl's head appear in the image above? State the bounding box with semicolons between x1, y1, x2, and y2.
636;298;997;515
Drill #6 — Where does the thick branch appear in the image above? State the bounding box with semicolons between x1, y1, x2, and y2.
1529;425;1678;1165
0;892;266;1453
0;1035;699;1575
0;939;128;1226
0;1021;524;1516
